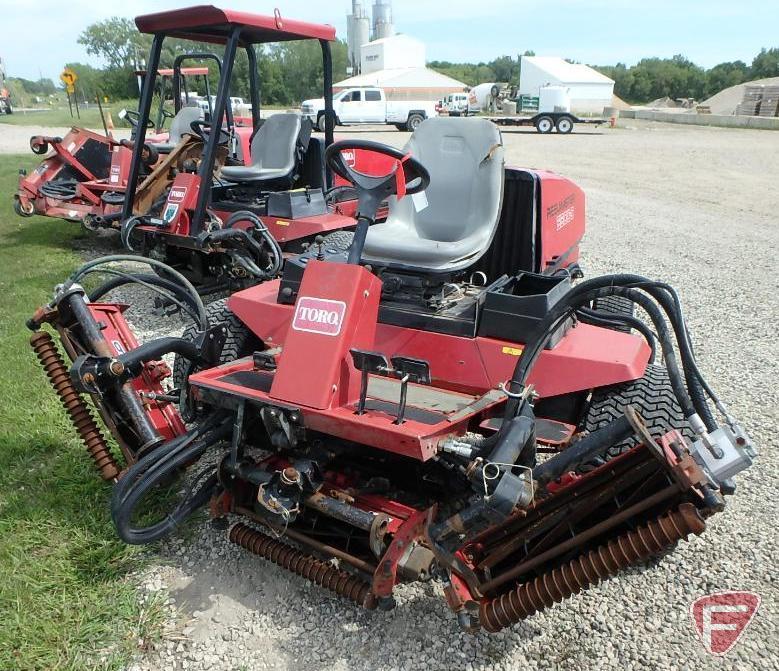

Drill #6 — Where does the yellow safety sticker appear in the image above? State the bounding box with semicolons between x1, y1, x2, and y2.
275;220;290;227
502;346;523;356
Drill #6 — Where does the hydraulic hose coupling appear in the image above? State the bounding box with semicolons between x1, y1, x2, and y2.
688;412;722;458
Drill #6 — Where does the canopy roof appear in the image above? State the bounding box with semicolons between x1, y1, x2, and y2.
135;5;336;44
134;67;211;77
158;67;210;77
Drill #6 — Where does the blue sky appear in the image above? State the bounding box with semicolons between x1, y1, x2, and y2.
1;0;776;82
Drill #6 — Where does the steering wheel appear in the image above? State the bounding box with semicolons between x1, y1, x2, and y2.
325;139;430;264
161;108;175;120
122;110;154;130
189;120;230;146
326;139;429;198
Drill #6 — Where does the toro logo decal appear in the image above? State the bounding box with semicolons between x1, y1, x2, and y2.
168;187;188;203
689;591;760;656
292;297;346;337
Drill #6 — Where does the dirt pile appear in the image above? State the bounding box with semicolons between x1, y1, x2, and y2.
702;76;779;115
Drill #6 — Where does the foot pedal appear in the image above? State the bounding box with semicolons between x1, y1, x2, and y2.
390;356;431;425
350;349;391;415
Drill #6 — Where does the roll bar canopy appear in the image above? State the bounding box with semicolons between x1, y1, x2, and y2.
135;5;336;43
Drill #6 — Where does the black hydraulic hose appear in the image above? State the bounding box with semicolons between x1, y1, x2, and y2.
82;269;201;324
111;416;231;545
65;255;207;331
502;277;700;431
636;282;717;431
583;279;717;432
509;275;709;412
111;411;227;519
88;271;198;310
120;216;143;251
532;414;633;489
225;210;283;277
509;273;657;388
40;179;78;200
577;306;658;361
118;337;202;375
469;412;536;492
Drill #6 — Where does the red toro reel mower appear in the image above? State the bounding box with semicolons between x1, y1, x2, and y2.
114;6;392;292
14;61;220;227
28;117;754;633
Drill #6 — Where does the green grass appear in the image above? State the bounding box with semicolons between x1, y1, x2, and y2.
0;101;293;128
0;102;137;128
0;155;166;670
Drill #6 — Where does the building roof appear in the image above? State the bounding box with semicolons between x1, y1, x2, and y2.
522;56;614;85
361;33;419;48
135;5;336;43
335;67;466;90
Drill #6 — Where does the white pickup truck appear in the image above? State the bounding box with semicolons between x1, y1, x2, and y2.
301;87;437;132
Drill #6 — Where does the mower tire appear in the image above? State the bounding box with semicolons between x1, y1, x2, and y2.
173;298;261;416
592;295;636;333
14;198;33;217
320;230;354;254
583;363;692;460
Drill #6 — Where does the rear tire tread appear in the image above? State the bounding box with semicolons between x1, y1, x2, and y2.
584;363;692;459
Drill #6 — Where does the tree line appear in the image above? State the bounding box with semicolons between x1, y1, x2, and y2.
595;49;779;102
431;49;778;103
8;17;348;108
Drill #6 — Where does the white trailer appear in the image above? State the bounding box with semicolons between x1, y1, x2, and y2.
485;86;604;134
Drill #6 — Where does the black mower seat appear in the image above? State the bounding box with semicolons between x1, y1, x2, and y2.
362;117;504;273
221;113;306;185
154;106;204;153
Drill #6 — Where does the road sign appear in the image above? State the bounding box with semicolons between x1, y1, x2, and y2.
60;68;77;87
66;84;75;94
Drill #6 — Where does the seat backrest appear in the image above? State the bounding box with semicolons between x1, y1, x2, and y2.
389;117;504;245
168;106;204;144
248;113;303;171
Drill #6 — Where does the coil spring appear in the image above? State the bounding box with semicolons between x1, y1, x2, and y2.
30;331;119;481
229;523;377;610
480;503;706;632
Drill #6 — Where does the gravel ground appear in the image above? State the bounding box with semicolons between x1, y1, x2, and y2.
0;123;131;153
30;119;779;670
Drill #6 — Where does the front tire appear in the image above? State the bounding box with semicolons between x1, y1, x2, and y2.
172;298;261;418
320;230;354;254
14;198;34;217
583;364;692;460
